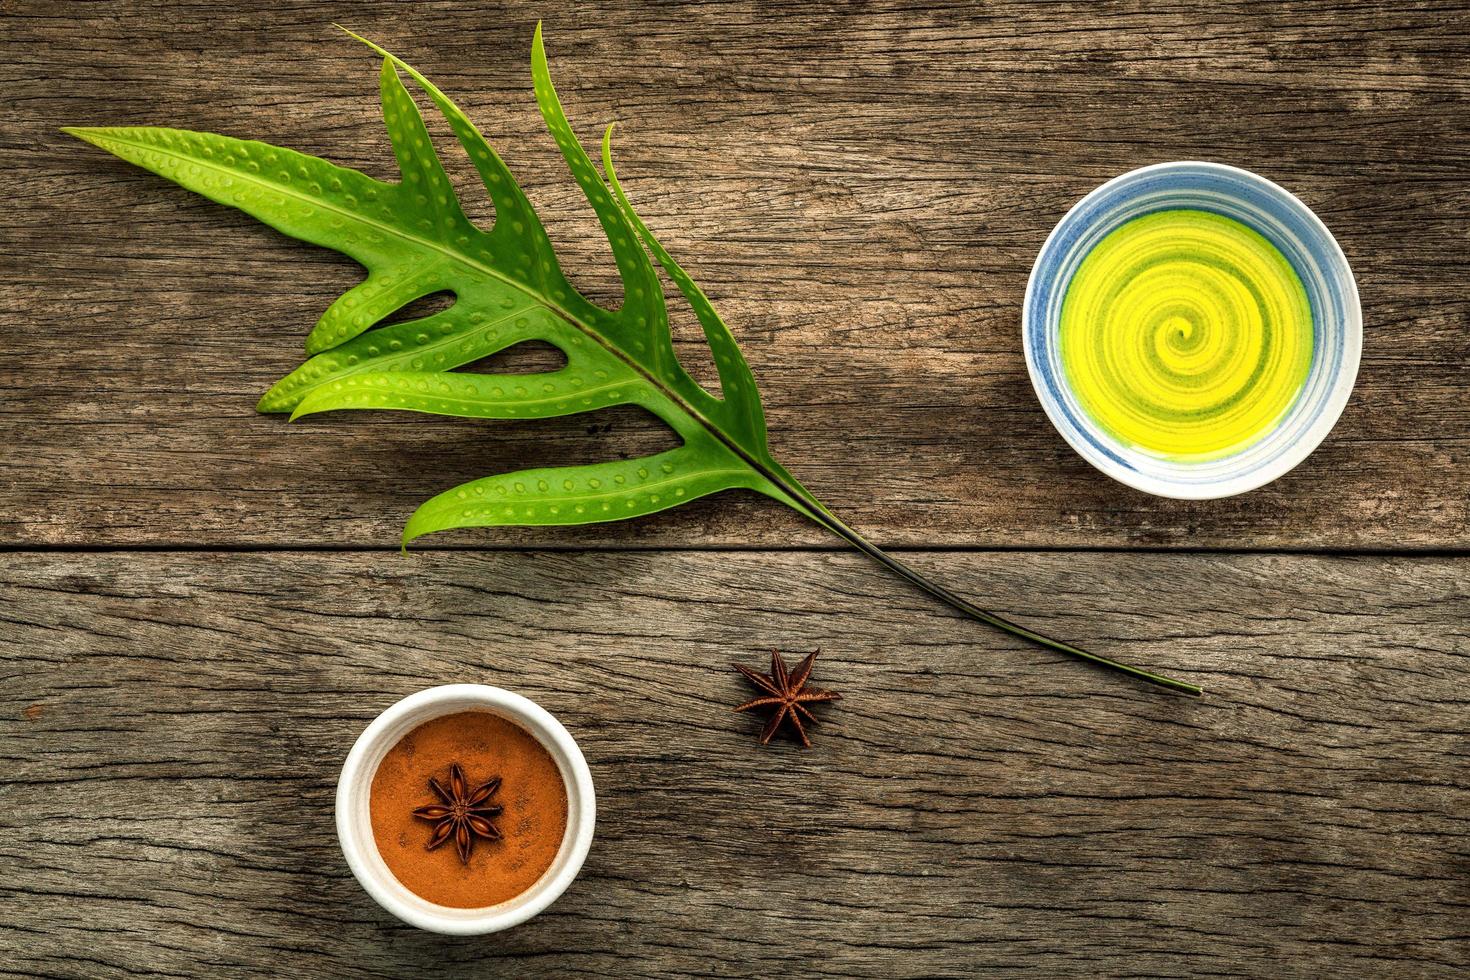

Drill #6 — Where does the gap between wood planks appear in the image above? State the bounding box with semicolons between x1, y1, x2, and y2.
3;543;1469;556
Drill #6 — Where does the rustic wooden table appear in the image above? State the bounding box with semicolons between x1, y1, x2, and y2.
3;1;1467;976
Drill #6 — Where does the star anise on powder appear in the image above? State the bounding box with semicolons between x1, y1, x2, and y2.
412;762;503;865
732;650;841;748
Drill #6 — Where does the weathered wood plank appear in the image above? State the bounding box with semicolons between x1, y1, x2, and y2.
2;0;1468;548
1;550;1465;976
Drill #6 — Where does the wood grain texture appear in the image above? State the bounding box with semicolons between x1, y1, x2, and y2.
1;550;1466;977
3;3;1468;977
3;0;1468;549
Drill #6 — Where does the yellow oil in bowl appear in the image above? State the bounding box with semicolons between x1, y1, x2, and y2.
1058;209;1314;461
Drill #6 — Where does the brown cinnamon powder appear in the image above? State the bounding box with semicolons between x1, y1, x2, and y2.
370;710;568;908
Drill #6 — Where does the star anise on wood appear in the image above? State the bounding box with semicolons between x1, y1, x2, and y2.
732;650;841;748
412;762;503;865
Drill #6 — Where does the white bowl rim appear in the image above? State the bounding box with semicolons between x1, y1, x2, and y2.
1022;160;1362;499
335;684;596;935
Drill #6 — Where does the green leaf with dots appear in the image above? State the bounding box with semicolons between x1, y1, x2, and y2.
67;24;801;539
65;24;1201;697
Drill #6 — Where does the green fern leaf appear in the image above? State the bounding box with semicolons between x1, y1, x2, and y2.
65;24;1199;697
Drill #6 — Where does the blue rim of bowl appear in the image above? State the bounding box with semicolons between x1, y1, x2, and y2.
1022;161;1361;499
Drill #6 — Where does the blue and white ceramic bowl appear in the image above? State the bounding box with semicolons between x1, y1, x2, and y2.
1023;161;1361;499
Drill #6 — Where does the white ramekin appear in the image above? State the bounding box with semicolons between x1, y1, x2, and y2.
335;684;596;934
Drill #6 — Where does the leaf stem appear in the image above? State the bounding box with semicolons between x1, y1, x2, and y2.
777;488;1203;697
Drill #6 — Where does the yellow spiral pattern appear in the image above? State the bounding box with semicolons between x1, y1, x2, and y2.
1059;209;1313;460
